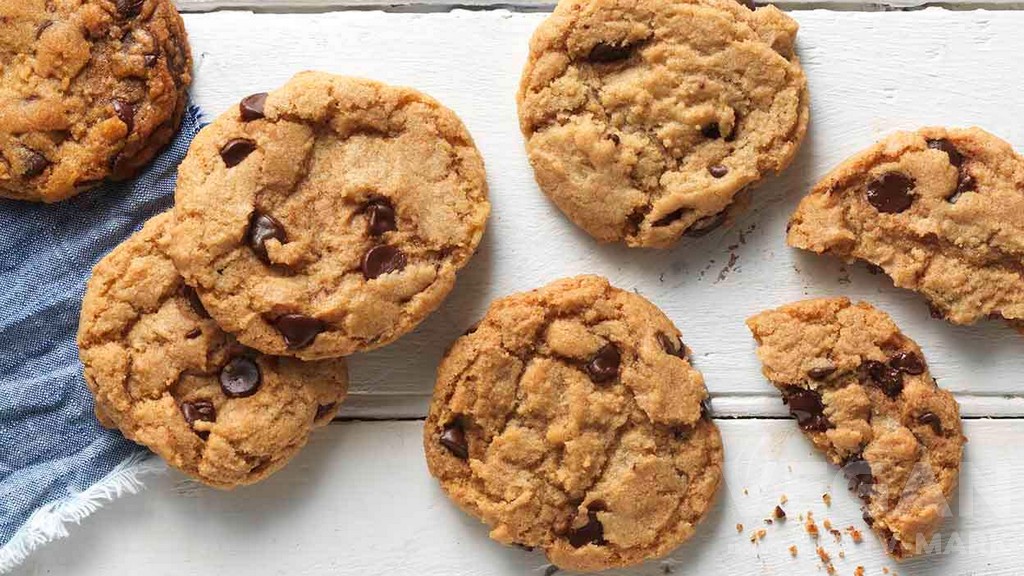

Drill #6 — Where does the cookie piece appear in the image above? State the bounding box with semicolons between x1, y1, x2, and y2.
170;72;489;359
517;0;808;248
78;212;348;488
0;0;192;202
788;127;1024;328
424;275;722;572
747;298;965;558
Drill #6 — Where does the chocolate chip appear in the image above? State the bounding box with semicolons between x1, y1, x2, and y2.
185;328;201;339
701;123;721;139
782;387;830;432
585;343;620;384
709;164;728;178
362;245;407;279
112;99;134;134
652;208;686;227
440;420;468;459
928;303;946;319
684;212;725;237
116;0;144;18
807;363;836;380
364;199;397;236
144;54;158;67
219;357;261;398
948;173;975;204
864;360;903;397
588;42;633;63
181;285;210;319
656;332;686;359
844;457;875;500
315;403;337;421
247;212;287;265
180;399;215;425
918;412;942;435
239;93;268;122
889;351;925;375
862;511;874;526
927;138;964;168
220;138;256;167
22;148;49;178
567;509;605;548
607;133;620;145
272;314;325;349
866;263;884;275
866;172;915;214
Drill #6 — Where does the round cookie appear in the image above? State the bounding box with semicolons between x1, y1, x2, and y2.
170;72;489;359
747;298;965;558
424;275;722;572
0;0;192;202
788;127;1024;329
78;212;348;489
517;0;808;248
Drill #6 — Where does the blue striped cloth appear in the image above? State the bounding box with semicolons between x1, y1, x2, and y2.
0;104;203;572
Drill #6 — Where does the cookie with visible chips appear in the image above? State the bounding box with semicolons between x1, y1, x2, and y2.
424;275;722;572
170;71;490;359
747;297;965;558
78;212;348;488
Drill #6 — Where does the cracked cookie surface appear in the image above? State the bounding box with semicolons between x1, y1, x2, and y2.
78;212;349;488
517;0;808;248
747;297;965;558
170;72;490;359
0;0;192;202
788;127;1024;329
424;275;722;572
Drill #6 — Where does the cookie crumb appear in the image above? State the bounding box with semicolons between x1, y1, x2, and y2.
823;519;833;530
743;488;749;496
816;547;835;575
773;505;787;520
805;512;819;539
780;494;788;504
822;493;832;506
854;567;865;576
788;545;798;557
736;523;744;533
750;529;767;543
846;526;864;543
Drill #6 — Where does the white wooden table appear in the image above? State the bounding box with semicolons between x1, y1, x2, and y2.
15;2;1024;575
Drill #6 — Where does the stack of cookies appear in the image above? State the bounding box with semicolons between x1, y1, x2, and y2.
78;71;491;487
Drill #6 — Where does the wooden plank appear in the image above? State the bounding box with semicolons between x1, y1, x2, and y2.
178;9;1024;418
15;419;1022;575
173;0;1024;13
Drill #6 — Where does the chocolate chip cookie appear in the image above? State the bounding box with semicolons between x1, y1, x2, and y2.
517;0;808;248
78;212;348;488
0;0;192;202
424;275;722;572
747;297;965;558
788;127;1024;329
170;72;489;359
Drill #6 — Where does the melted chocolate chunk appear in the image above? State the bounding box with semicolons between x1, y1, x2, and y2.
144;54;158;67
656;332;686;359
239;93;268;122
22;148;49;178
709;164;729;178
440;420;468;459
863;360;903;397
587;42;634;63
918;411;942;435
782;387;830;432
181;285;210;319
362;245;407;279
36;20;52;39
567;508;605;548
247;212;287;265
219;357;261;398
112;99;134;134
928;139;975;203
889;351;925;375
220;138;257;167
684;212;725;237
844;457;875;500
807;363;837;380
701;123;722;139
180;400;216;428
927;139;964;168
185;328;201;339
116;0;144;18
272;314;325;349
585;343;621;383
652;208;686;227
867;172;915;214
364;199;397;236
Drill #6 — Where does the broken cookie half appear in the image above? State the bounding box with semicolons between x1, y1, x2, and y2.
787;127;1024;330
747;297;965;558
